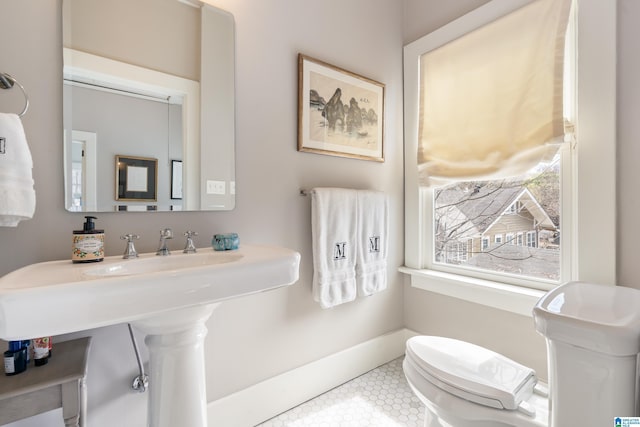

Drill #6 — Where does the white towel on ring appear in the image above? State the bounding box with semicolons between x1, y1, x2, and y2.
311;188;357;309
356;190;388;296
0;113;35;227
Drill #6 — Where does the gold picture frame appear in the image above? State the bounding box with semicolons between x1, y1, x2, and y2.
297;54;385;162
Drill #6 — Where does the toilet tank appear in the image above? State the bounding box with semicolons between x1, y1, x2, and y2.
533;281;640;427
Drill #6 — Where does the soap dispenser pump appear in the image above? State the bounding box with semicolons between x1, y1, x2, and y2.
72;216;105;263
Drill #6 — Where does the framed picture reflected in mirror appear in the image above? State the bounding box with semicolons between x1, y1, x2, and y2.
171;160;183;200
116;155;158;201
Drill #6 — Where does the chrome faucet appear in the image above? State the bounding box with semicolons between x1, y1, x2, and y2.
121;234;140;259
183;231;198;253
156;228;173;256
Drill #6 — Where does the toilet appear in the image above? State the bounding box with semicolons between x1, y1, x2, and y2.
403;281;640;427
403;336;549;427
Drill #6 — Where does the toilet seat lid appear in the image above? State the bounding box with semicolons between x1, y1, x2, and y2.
405;336;537;410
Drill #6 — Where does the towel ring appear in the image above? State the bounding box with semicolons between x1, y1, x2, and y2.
0;73;29;117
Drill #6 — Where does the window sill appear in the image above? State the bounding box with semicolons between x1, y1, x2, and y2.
399;267;547;317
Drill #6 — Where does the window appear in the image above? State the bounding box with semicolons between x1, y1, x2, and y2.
444;240;470;263
421;0;570;284
507;202;523;215
403;0;616;301
526;231;537;248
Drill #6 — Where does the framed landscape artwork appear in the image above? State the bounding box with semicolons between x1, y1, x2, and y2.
298;54;385;162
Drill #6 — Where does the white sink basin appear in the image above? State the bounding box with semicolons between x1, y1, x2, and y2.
0;244;300;340
83;251;243;278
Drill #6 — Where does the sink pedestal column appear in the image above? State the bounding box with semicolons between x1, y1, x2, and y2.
132;304;220;427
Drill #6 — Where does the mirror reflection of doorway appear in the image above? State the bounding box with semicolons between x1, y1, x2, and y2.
70;130;97;211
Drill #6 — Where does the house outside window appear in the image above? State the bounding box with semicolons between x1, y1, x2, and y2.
434;181;558;280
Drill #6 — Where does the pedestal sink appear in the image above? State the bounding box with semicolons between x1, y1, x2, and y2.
0;244;301;427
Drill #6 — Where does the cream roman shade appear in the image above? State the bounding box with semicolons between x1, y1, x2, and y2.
418;0;572;184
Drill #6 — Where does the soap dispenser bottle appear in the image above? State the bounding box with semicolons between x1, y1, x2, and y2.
72;216;105;263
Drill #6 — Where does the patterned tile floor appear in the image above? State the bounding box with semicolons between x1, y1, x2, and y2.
256;357;425;427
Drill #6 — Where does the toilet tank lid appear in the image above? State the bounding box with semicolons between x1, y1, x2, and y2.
406;336;537;411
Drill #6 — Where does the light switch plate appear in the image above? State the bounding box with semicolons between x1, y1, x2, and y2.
206;180;226;195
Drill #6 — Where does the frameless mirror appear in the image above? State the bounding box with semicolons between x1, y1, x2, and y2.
62;0;235;212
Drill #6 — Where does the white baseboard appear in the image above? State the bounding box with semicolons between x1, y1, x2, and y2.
207;328;414;427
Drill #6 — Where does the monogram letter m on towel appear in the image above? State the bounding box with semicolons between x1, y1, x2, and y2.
311;188;389;309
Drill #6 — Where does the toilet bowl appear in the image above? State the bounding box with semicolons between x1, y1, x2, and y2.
404;281;640;427
403;335;548;427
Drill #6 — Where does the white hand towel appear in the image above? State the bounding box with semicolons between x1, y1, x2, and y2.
0;113;35;227
356;190;388;296
311;188;358;308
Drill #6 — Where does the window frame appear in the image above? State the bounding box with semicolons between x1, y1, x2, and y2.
402;0;616;315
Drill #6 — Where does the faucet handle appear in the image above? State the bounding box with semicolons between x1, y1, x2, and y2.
156;228;173;256
183;231;198;253
121;234;140;259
